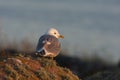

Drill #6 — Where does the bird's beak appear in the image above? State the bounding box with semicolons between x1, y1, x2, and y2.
59;35;64;38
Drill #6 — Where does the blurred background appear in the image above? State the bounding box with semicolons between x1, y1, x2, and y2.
0;0;120;64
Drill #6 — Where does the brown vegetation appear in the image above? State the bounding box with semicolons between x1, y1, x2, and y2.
0;50;80;80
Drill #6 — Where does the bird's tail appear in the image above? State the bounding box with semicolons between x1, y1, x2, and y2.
35;49;45;56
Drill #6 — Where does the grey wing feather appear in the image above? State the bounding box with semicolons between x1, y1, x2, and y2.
36;35;47;52
44;35;61;54
36;35;61;54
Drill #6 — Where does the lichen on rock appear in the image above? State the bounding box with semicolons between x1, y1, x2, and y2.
0;50;80;80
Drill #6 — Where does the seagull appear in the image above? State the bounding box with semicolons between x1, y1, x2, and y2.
36;28;64;59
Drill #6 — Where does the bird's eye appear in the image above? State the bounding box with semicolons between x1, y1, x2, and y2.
54;32;56;34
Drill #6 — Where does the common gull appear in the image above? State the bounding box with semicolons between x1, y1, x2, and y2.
36;28;64;58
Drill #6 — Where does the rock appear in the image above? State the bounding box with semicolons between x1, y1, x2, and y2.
0;54;80;80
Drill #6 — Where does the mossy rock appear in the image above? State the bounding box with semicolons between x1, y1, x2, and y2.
0;54;80;80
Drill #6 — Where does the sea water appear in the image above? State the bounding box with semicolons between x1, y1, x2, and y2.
0;0;120;63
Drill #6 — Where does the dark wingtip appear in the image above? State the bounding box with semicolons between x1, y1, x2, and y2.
35;50;45;56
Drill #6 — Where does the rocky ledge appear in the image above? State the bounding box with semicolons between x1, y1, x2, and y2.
0;50;80;80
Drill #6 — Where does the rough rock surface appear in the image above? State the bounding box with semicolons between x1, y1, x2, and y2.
0;50;80;80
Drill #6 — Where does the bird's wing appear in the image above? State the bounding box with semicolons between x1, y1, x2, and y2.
44;35;61;54
36;35;61;54
36;35;47;52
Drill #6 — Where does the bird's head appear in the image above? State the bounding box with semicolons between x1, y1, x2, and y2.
46;28;64;39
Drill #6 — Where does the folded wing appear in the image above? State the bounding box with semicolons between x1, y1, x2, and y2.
36;35;61;56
